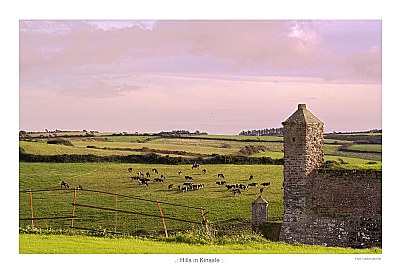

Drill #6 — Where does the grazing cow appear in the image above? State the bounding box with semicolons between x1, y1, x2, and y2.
216;181;221;185
60;181;69;189
232;189;241;196
178;171;183;176
202;169;207;174
161;174;166;180
146;172;151;178
218;173;225;179
226;185;234;190
152;169;159;174
139;179;149;186
75;185;83;190
260;188;264;194
128;167;133;172
261;182;271;187
249;175;254;181
154;178;164;183
185;176;193;180
131;176;140;180
221;181;226;185
137;171;144;177
239;184;248;190
181;186;188;193
140;178;150;182
249;182;258;187
192;163;200;169
183;182;193;190
168;184;173;190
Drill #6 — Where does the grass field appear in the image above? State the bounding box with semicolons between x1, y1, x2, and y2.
19;132;382;253
19;234;381;254
347;144;382;153
19;162;284;233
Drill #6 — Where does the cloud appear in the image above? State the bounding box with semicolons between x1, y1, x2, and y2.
19;20;382;99
343;47;382;82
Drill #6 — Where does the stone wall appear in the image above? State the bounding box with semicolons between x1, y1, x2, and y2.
279;104;382;248
280;169;382;248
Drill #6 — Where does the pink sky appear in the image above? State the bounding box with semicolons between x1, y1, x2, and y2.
19;20;382;134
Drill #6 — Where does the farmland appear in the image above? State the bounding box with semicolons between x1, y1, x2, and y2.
19;132;382;252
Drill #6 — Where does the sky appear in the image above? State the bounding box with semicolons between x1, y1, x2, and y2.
19;20;382;134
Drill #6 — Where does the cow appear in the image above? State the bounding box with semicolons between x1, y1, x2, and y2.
249;175;254;181
260;188;264;194
131;176;140;180
202;169;207;174
152;169;158;174
226;185;234;190
232;189;241;196
154;178;164;183
128;167;133;172
249;182;258;187
160;175;166;180
60;181;69;189
178;171;183;176
183;182;193;190
137;171;144;177
168;184;173;190
140;178;150;182
139;179;149;186
192;163;200;169
261;182;271;187
217;173;225;179
185;176;193;180
75;185;83;190
146;172;151;178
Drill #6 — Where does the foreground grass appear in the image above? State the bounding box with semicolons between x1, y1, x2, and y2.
19;234;381;254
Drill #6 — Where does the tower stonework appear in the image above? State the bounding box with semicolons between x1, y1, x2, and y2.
279;104;324;243
279;104;382;248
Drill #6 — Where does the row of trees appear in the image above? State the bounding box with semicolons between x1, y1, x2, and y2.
239;127;283;136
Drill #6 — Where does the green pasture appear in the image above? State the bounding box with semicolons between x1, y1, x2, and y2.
346;144;382;153
19;162;284;234
95;135;158;142
183;134;284;141
19;234;381;254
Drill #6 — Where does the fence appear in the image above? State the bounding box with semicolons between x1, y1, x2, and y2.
19;188;208;237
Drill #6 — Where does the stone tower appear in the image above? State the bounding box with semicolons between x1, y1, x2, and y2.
279;104;324;243
252;195;268;233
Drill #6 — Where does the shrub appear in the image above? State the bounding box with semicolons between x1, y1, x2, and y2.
47;138;73;146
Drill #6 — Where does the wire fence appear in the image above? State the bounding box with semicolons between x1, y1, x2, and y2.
19;188;208;237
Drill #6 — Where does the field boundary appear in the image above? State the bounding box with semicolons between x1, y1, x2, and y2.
20;188;209;237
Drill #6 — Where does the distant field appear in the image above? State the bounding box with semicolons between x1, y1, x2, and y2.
346;144;382;153
182;134;284;141
19;234;381;254
96;135;158;142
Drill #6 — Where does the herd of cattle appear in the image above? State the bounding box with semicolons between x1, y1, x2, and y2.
127;164;272;196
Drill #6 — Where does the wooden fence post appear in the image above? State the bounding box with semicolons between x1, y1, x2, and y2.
157;201;168;238
114;194;118;233
29;190;35;229
201;208;210;235
71;189;77;228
